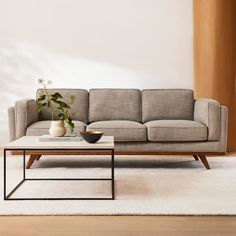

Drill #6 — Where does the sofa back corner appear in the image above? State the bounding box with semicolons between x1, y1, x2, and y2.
36;89;89;123
142;89;194;122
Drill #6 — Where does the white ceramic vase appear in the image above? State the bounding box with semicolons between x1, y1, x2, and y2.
49;120;66;137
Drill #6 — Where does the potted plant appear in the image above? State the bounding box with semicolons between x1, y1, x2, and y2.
37;79;75;137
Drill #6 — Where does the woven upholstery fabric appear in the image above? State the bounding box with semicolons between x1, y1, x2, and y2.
89;89;141;122
142;89;194;122
8;107;15;142
219;106;228;152
37;89;88;123
194;99;221;141
26;120;86;136
145;120;207;142
87;120;146;142
15;99;38;139
115;141;220;152
8;89;228;153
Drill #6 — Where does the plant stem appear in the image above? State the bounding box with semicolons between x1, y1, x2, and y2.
42;83;55;120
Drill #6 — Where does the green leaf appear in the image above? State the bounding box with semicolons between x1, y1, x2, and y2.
66;120;75;134
37;104;43;113
51;97;58;103
51;92;63;99
37;102;46;113
57;112;65;120
38;94;46;101
47;100;51;108
58;101;70;108
69;95;75;105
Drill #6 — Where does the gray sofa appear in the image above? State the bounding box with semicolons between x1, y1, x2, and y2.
8;89;228;169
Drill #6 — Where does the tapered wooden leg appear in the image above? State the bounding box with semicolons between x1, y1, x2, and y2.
26;155;41;169
36;155;41;161
198;155;211;169
193;154;199;161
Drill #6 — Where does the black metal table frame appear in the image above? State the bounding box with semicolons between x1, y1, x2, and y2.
3;148;115;200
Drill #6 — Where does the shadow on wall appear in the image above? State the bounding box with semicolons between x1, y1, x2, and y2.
0;40;147;145
0;39;191;146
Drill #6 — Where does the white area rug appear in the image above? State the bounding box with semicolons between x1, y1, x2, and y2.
0;155;236;215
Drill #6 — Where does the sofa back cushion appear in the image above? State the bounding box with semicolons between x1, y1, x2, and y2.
89;89;141;122
37;89;88;123
142;89;194;122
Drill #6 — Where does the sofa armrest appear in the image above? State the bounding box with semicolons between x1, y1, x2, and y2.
8;106;15;142
220;105;228;152
15;99;39;139
194;98;221;141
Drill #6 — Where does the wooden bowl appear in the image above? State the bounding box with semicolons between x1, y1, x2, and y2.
80;131;104;143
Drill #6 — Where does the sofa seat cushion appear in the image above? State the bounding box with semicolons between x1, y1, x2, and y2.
26;120;86;136
145;120;207;142
87;120;147;142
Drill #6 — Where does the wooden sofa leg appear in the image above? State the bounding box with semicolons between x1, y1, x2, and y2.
26;155;41;169
36;155;41;161
198;155;211;169
193;154;199;161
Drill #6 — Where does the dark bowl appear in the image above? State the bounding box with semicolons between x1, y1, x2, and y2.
80;131;104;143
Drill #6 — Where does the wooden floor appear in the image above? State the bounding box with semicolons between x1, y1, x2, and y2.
0;216;236;236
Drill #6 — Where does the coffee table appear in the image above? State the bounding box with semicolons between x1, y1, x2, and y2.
3;136;115;200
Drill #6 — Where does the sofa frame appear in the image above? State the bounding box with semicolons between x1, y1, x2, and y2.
8;88;228;170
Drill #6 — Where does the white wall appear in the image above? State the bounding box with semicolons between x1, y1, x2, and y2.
0;0;193;145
